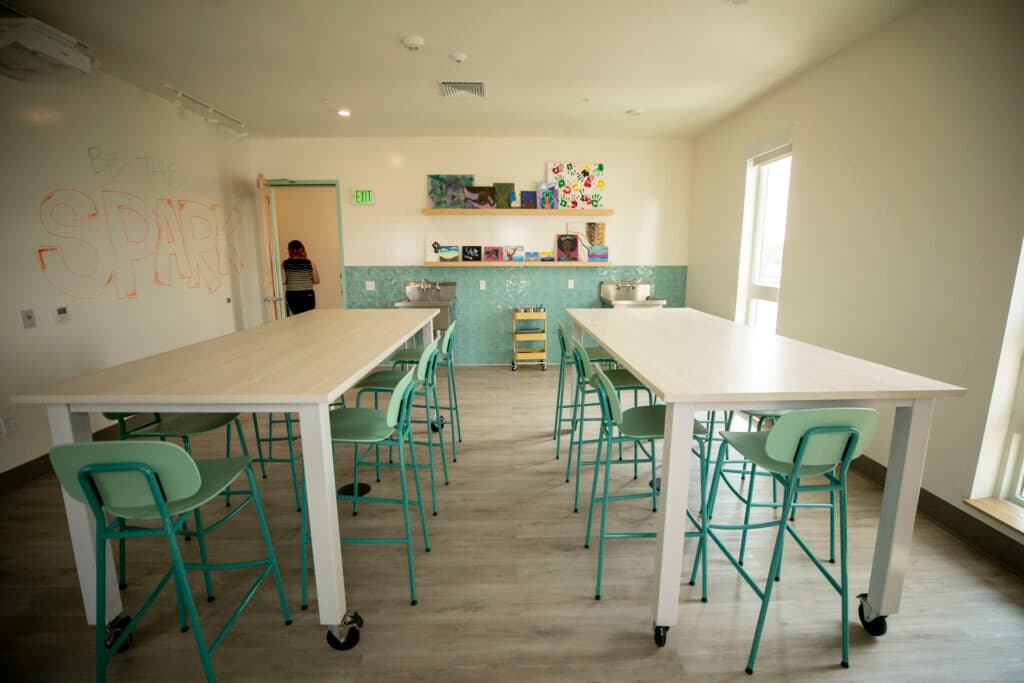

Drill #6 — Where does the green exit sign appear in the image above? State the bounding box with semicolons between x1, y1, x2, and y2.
352;189;374;205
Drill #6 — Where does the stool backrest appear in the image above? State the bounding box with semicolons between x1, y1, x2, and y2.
416;338;441;383
590;368;623;425
571;338;595;381
765;408;879;469
440;320;457;356
50;441;201;510
556;321;572;357
386;369;418;429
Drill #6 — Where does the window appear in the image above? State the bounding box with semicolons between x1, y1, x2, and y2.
736;147;792;333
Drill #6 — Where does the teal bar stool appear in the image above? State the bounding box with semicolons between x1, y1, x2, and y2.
552;320;615;459
102;412;249;587
700;407;878;673
50;440;291;683
249;413;303;512
583;368;712;600
392;321;461;458
357;339;447;515
300;369;430;608
566;338;654;512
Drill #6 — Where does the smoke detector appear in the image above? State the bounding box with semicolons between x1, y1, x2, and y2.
450;52;467;64
440;81;485;98
401;35;425;51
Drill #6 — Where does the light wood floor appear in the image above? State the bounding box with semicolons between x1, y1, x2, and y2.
2;366;1022;682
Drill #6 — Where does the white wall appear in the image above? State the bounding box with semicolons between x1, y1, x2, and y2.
250;137;691;266
687;0;1024;533
0;70;261;473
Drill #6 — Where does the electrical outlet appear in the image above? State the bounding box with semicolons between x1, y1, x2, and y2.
1;416;15;437
365;280;376;291
21;309;36;329
567;279;575;289
479;280;486;290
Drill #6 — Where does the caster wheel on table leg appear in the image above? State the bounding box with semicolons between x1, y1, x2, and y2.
326;611;364;651
105;615;134;654
653;625;669;647
857;595;887;636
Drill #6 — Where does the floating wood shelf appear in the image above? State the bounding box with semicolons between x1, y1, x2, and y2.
423;261;611;267
421;208;613;216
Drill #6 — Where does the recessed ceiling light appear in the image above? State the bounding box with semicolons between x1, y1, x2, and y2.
337;109;351;117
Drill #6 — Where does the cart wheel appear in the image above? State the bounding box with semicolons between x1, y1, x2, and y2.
542;363;547;371
653;625;669;647
512;363;517;371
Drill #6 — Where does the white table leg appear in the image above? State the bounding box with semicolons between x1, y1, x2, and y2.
652;402;695;639
298;403;348;625
48;405;122;625
864;397;935;621
421;318;435;346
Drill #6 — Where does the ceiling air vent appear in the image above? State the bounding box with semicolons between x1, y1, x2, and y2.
440;81;485;98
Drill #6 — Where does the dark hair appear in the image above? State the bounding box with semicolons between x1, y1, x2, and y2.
287;240;305;251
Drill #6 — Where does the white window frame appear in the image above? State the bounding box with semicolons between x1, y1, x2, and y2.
735;145;792;330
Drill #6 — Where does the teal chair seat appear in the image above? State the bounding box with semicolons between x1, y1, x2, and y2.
618;405;709;440
602;368;645;389
355;368;407;390
115;413;239;437
329;407;394;443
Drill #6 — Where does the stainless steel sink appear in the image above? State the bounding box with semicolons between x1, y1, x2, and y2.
394;280;457;332
598;280;667;308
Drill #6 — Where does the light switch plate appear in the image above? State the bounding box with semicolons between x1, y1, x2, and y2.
567;279;575;289
365;280;376;291
479;280;486;290
20;309;36;329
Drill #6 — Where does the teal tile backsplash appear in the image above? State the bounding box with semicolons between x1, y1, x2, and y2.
344;265;686;365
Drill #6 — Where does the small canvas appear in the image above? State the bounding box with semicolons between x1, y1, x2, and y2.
439;245;460;262
483;246;503;262
428;174;474;208
508;245;525;262
537;182;558;209
494;183;515;209
547;162;605;208
464;186;496;209
525;251;540;262
540;250;555;262
557;234;579;261
519;190;537;209
588;245;609;262
462;246;482;262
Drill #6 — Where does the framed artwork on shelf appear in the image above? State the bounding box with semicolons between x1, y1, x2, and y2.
462;245;482;262
548;161;605;208
540;250;555;262
483;246;503;262
506;245;525;262
464;186;496;209
537;182;558;209
438;245;460;262
519;190;537;209
494;183;515;209
428;174;474;208
525;251;540;262
557;233;579;261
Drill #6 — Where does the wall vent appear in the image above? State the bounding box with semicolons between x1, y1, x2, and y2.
440;81;485;98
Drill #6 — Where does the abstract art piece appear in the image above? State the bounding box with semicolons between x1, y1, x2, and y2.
464;185;496;209
547;162;606;208
537;182;558;209
506;245;525;262
519;190;537;209
494;183;515;209
540;250;555;262
439;245;460;262
525;251;539;262
428;174;474;208
462;245;482;262
588;245;609;262
557;233;579;261
483;246;502;262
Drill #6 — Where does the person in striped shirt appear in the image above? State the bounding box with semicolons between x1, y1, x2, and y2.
282;240;320;315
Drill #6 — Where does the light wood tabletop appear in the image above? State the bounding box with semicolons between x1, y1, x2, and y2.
567;307;965;403
15;308;439;406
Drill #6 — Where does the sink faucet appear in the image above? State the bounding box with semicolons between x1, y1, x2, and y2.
418;279;441;291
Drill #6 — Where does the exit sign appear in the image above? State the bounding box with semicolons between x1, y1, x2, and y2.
352;189;374;205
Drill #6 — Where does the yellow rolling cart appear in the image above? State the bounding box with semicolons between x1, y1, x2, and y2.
512;306;547;371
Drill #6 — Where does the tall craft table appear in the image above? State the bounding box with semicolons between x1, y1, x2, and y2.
566;307;965;645
14;308;438;644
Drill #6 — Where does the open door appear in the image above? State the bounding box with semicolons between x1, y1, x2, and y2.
256;174;284;321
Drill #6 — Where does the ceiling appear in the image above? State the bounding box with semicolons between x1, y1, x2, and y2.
10;0;919;139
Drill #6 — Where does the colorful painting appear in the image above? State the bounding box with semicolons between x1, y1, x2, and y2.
519;190;537;209
547;162;605;209
588;245;609;262
428;174;474;208
464;186;496;209
483;246;502;262
494;183;515;209
540;250;555;262
439;245;460;262
557;234;579;261
506;245;525;262
525;251;540;262
462;245;482;262
586;221;606;246
537;182;558;209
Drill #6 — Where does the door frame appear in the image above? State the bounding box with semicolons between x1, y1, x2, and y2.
264;178;346;317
